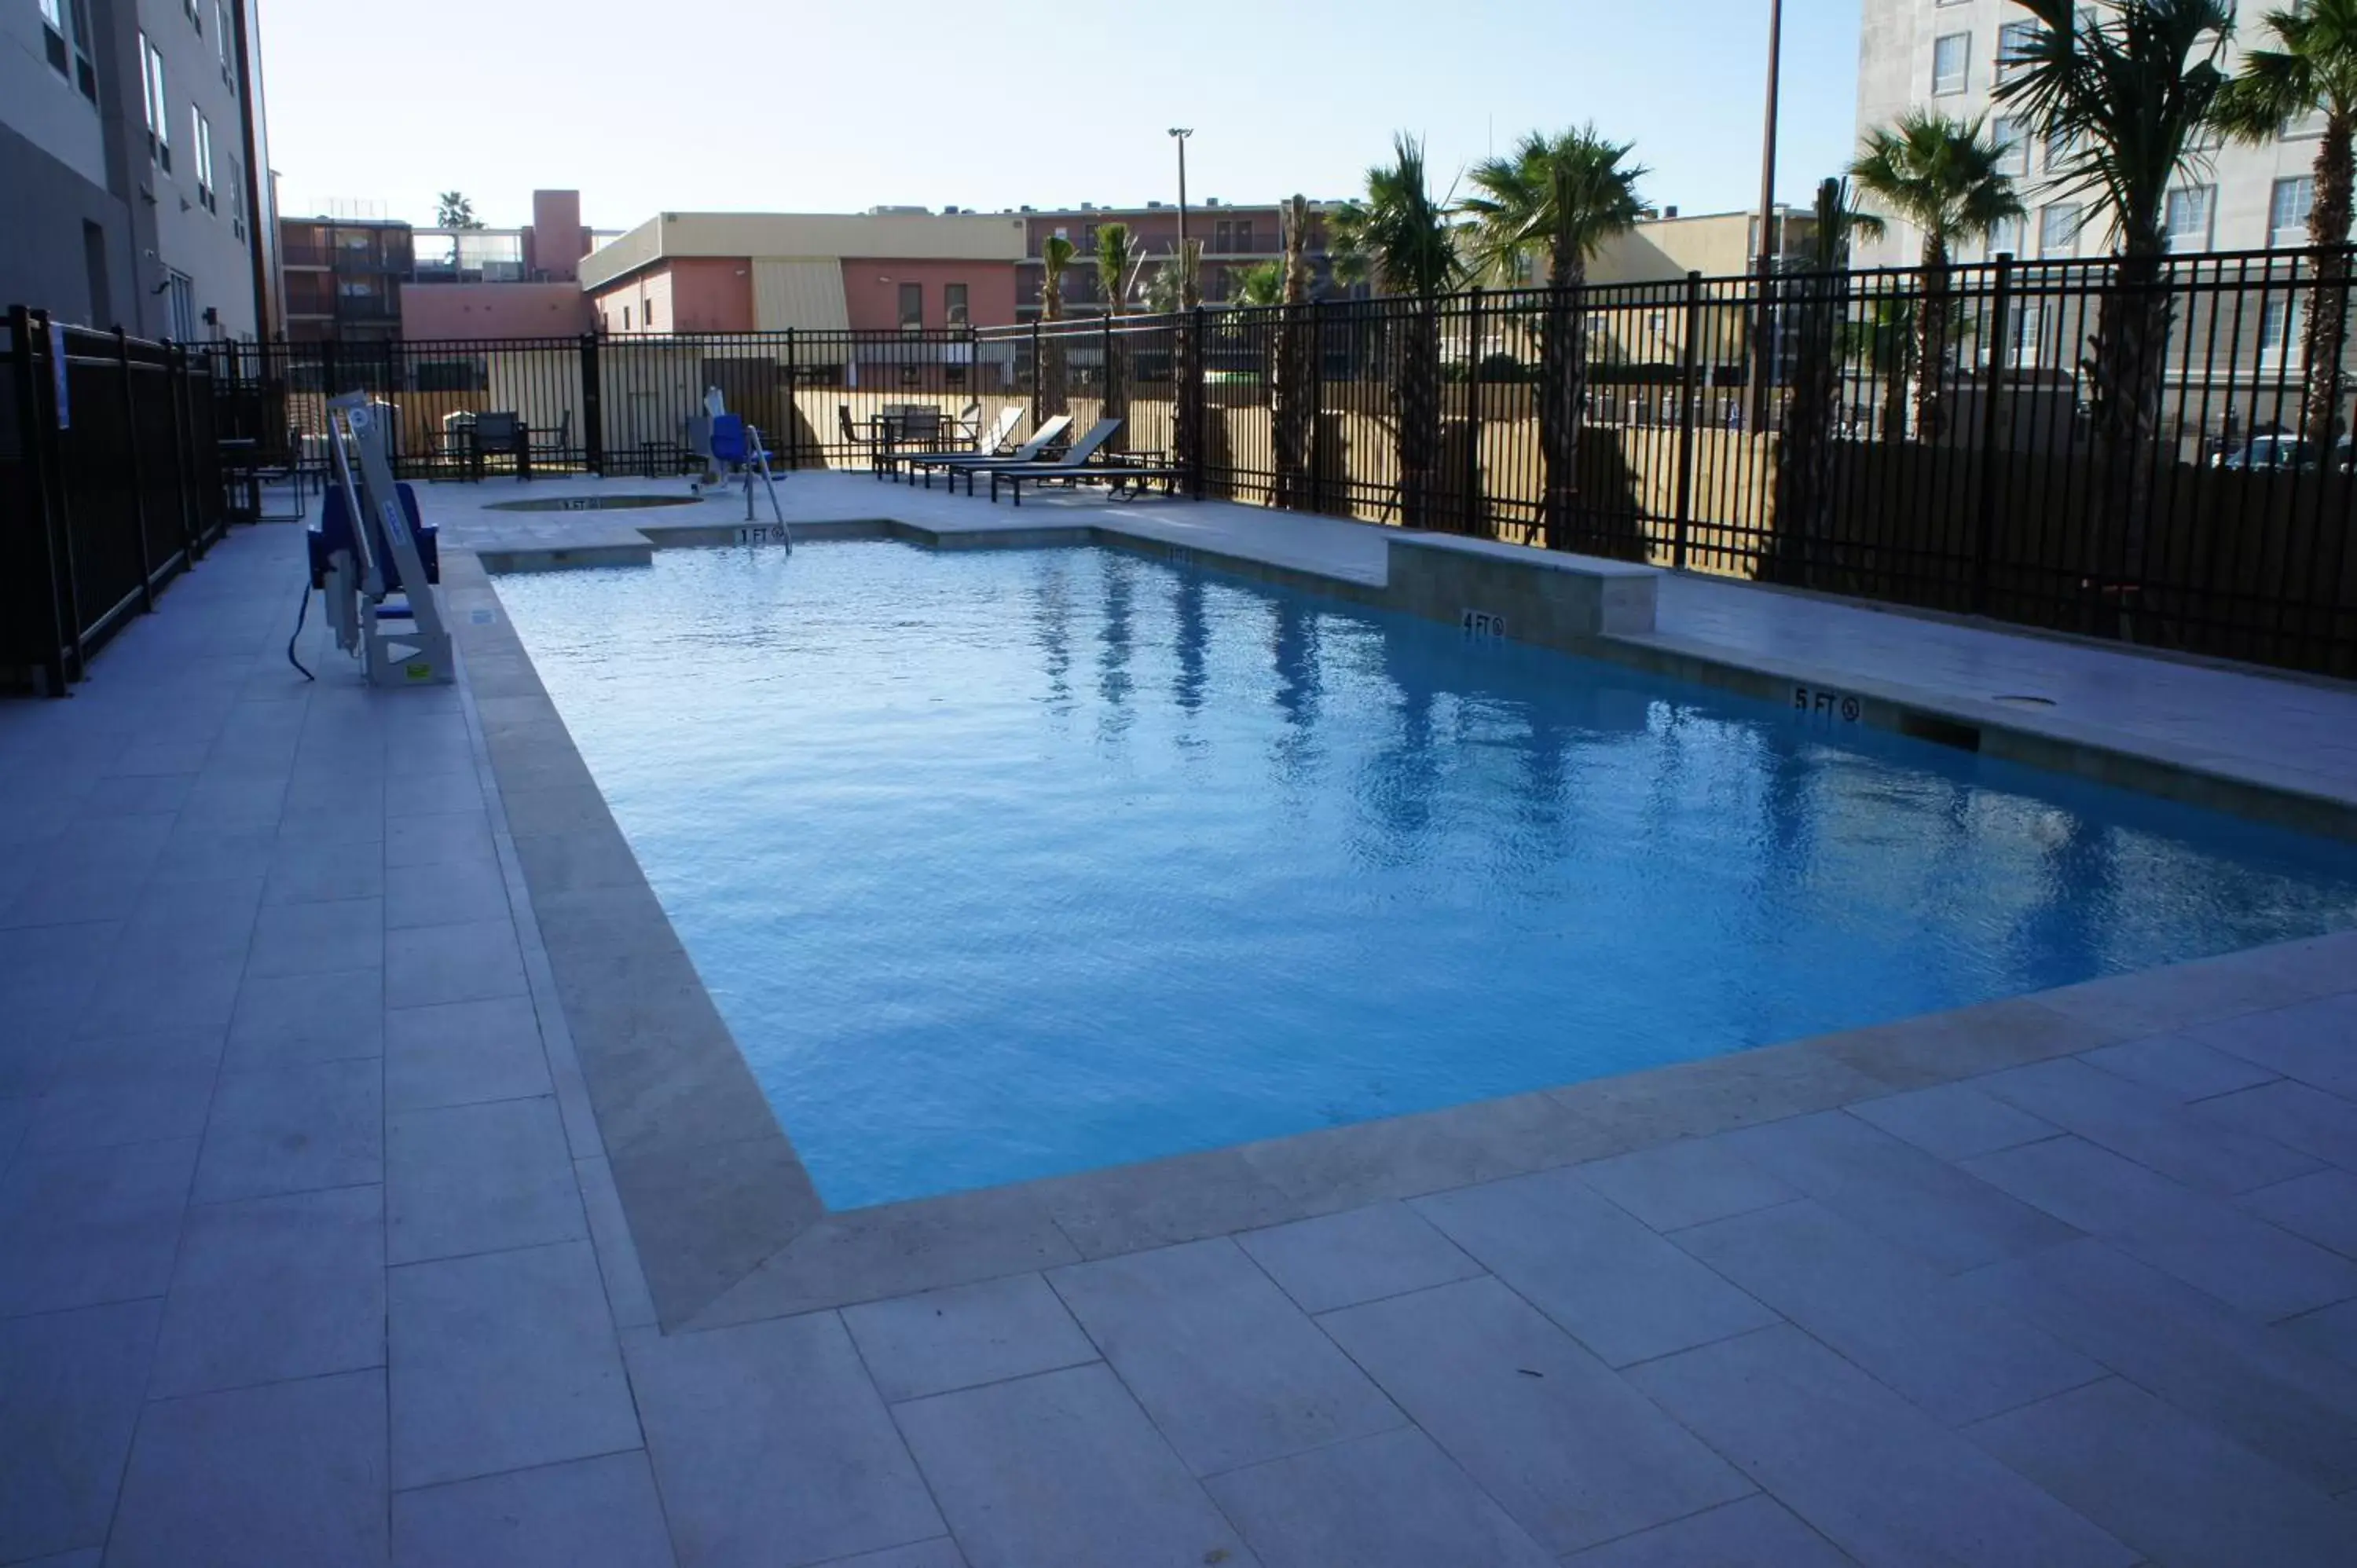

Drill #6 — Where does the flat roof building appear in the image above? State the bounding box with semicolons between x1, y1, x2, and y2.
578;210;1031;335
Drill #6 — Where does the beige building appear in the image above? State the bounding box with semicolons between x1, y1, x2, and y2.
1853;0;2331;263
579;210;1030;335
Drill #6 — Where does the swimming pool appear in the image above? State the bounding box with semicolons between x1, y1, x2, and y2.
496;542;2357;1208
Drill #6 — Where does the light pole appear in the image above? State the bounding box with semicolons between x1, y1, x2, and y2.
1749;0;1784;430
1169;127;1194;306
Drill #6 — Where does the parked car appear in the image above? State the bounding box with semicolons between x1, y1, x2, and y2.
2214;434;2315;471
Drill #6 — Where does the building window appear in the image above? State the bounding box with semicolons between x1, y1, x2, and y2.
1214;219;1233;253
1992;116;2029;178
1987;214;2023;259
164;270;196;340
217;0;233;71
2163;185;2212;252
898;281;922;329
1933;32;1970;95
1234;219;1255;251
2039;202;2081;258
1996;21;2037;82
192;108;216;211
2272;175;2316;246
140;34;170;170
67;0;95;97
184;0;200;27
2047;128;2076;175
39;0;68;72
2261;295;2303;367
2283;108;2326;140
621;306;632;330
944;282;969;326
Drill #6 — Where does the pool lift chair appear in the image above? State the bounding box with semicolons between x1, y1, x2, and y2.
314;393;454;687
687;388;790;541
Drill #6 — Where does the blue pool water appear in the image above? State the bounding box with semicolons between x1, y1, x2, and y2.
497;543;2357;1208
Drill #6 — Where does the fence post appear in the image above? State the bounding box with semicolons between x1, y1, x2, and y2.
382;339;399;473
1102;313;1118;449
1029;320;1042;430
1310;298;1327;515
1464;286;1484;537
114;329;156;610
1188;306;1207;500
1673;271;1703;571
164;341;199;564
9;307;76;694
1972;251;2014;617
779;329;797;470
580;332;604;476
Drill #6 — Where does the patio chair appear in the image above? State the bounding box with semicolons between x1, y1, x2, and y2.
838;403;887;476
526;410;573;472
881;405;1022;482
468;411;528;482
901;414;1075;490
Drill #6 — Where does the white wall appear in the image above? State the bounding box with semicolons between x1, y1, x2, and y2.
1853;1;2336;265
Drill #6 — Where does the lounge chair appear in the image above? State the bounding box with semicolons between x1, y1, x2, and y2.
903;414;1075;490
940;418;1122;496
881;405;1022;482
991;448;1188;506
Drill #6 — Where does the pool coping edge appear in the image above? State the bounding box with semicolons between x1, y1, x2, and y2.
446;533;2357;1336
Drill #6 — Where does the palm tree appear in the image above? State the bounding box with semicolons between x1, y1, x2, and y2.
1996;0;2232;595
1039;233;1076;418
1772;178;1884;587
1229;261;1285;307
1095;223;1136;445
1848;110;2025;441
2214;0;2357;445
1331;135;1464;529
1270;196;1320;509
434;192;480;230
1464;126;1648;551
1844;299;1918;441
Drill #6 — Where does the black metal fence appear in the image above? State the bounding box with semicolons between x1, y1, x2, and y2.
983;247;2357;678
3;308;227;694
23;244;2355;688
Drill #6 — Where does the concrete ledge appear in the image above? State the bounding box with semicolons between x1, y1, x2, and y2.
1596;630;2357;842
1386;533;1658;646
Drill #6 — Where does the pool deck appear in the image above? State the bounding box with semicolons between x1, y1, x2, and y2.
5;472;2357;1566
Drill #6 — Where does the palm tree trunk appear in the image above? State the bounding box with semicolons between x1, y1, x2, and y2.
1271;304;1314;507
1395;300;1441;529
1881;311;1911;440
1772;270;1845;586
1913;240;1952;441
2302;113;2354;451
2090;240;2173;618
1042;286;1070;419
1270;200;1317;509
1539;254;1590;552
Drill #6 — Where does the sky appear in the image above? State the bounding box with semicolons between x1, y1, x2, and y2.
258;0;1861;233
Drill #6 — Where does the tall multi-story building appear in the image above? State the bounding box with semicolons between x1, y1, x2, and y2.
276;190;618;342
1013;200;1347;319
277;214;409;344
1854;0;2331;265
2;0;273;338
